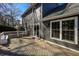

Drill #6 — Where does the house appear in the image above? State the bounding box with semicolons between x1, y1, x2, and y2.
0;15;17;32
22;3;79;50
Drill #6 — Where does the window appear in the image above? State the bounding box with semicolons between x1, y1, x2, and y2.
51;21;60;38
62;20;74;41
50;17;78;44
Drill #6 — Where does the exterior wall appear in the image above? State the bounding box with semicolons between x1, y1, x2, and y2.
42;17;79;51
23;6;41;36
42;3;79;50
34;7;41;21
42;3;79;39
42;21;50;39
23;12;33;35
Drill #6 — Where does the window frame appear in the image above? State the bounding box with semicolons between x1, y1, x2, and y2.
50;20;61;40
50;16;78;44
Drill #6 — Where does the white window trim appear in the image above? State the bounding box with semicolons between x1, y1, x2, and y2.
50;16;78;44
75;17;78;44
50;20;61;40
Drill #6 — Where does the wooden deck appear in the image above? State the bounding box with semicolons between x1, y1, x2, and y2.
0;37;79;56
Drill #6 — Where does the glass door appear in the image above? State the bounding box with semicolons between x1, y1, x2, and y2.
34;25;39;37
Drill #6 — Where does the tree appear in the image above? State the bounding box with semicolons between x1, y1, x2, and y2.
0;3;21;16
0;3;21;27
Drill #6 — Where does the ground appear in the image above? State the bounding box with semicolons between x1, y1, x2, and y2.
0;37;79;56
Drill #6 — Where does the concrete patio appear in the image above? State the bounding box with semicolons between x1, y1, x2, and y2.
0;37;79;56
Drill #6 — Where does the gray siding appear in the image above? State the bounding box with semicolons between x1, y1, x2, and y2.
42;3;79;50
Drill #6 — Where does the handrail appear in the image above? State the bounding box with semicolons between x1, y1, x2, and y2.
0;31;27;38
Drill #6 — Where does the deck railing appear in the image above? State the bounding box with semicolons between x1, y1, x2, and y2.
0;31;27;39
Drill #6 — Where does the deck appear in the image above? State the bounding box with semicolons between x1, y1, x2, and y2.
0;37;79;56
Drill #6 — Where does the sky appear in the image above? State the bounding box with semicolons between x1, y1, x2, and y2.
15;3;30;20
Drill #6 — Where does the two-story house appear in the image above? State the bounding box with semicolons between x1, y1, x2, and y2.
22;3;79;50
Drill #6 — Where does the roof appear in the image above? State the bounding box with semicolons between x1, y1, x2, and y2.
22;3;37;17
42;11;79;22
